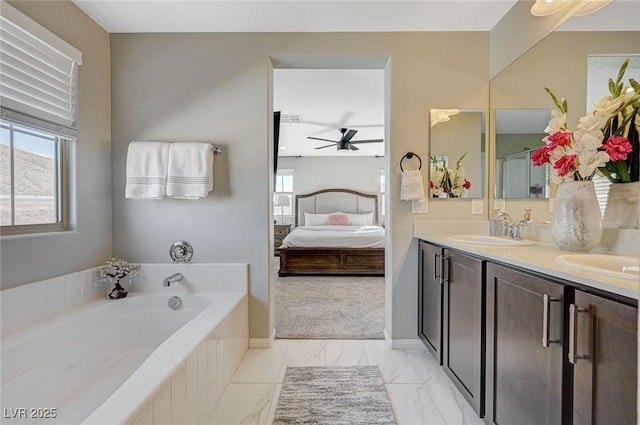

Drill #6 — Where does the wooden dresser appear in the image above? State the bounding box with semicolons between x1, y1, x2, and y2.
274;223;292;254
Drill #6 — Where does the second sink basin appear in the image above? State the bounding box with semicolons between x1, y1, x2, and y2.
447;235;536;246
556;254;640;281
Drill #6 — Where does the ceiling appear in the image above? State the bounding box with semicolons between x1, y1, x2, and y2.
71;0;638;156
71;0;639;33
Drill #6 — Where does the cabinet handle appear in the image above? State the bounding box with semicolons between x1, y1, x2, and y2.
568;303;588;364
542;294;561;348
442;256;450;284
433;252;441;280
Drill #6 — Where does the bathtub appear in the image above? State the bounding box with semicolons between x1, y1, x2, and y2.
1;291;248;425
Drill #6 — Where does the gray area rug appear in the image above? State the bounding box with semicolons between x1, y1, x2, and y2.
274;275;385;339
273;366;397;425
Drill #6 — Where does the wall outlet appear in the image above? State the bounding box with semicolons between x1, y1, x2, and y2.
493;199;506;212
471;199;483;215
412;199;428;214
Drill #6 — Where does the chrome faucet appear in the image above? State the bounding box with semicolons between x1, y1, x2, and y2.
491;212;512;236
163;273;183;287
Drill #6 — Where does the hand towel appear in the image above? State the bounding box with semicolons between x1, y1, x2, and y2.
125;141;170;199
167;142;214;199
400;169;425;201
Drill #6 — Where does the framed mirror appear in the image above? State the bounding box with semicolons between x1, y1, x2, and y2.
429;109;485;199
494;109;551;199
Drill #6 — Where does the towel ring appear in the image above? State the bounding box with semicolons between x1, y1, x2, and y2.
400;152;422;172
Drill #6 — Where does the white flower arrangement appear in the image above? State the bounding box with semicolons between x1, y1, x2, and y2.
430;153;471;198
98;257;140;283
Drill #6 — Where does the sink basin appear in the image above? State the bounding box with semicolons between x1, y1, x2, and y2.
447;235;536;246
556;254;640;281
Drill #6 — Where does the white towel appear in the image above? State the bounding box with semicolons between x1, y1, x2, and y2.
166;142;214;199
400;169;425;201
125;141;170;199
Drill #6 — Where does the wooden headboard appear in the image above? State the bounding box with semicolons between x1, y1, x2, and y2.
295;188;379;227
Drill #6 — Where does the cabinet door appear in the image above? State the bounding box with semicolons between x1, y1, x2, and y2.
442;249;484;416
418;241;443;363
485;263;564;425
571;290;637;425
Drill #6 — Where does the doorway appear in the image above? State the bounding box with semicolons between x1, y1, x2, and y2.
269;57;390;340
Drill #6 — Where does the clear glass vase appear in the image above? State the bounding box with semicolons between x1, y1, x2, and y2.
552;180;603;252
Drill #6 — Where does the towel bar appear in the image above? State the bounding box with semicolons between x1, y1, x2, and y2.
211;145;222;155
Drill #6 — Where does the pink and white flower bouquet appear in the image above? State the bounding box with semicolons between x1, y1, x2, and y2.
532;59;639;184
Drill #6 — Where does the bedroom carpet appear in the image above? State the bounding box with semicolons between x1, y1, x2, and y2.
272;366;397;425
274;275;385;339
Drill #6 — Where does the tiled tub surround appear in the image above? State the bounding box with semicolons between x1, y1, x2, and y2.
414;221;639;300
0;263;248;425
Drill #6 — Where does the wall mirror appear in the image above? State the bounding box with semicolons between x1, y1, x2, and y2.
494;109;550;199
429;109;485;199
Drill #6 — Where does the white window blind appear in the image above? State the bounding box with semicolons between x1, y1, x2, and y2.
0;2;82;138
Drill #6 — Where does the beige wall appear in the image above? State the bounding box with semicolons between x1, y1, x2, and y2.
490;31;639;222
1;1;112;289
110;32;490;340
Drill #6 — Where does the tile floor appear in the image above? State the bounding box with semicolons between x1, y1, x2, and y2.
208;339;485;425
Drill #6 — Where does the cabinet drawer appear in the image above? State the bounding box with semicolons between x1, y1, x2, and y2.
274;228;287;236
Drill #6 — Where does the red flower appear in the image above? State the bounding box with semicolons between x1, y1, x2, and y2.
463;179;471;189
531;146;551;166
553;154;577;177
547;131;572;149
602;135;633;161
430;181;434;189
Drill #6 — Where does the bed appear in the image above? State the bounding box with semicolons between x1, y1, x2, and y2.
277;188;385;277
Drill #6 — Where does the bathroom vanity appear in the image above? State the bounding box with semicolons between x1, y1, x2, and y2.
415;221;638;424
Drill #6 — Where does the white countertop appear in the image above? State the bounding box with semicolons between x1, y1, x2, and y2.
414;221;639;301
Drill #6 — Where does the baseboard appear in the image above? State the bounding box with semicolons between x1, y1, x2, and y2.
249;328;276;348
384;329;426;350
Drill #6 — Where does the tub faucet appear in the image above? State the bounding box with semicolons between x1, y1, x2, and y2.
163;273;183;287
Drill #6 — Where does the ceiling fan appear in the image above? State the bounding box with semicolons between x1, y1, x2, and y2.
307;128;383;151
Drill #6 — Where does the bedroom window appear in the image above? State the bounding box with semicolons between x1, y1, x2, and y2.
0;2;82;235
379;168;386;216
274;169;294;219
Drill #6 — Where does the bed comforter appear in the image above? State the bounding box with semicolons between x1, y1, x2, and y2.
279;225;385;249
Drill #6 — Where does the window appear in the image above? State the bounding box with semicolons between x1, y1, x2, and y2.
0;2;82;235
379;168;386;216
1;122;67;229
274;169;294;221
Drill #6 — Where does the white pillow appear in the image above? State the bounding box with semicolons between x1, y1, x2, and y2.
304;212;332;226
348;212;374;226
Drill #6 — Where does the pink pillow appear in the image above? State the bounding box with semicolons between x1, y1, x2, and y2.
328;213;350;225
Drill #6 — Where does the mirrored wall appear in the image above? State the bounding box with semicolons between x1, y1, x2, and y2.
429;109;485;199
494;109;550;199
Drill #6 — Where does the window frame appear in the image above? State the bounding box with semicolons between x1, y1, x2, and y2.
274;169;294;220
1;121;69;236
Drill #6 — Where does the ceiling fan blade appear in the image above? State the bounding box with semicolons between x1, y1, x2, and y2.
315;144;336;149
307;136;338;143
349;144;360;151
343;129;357;142
349;139;384;144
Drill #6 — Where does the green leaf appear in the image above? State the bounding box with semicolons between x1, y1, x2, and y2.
609;78;616;95
598;166;617;183
616;58;629;85
544;87;565;111
630;78;640;94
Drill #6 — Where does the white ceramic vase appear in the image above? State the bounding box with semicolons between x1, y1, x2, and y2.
603;181;640;229
552;181;603;252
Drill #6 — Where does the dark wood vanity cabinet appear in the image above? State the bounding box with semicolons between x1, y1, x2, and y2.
417;240;637;424
418;241;443;363
442;248;485;417
571;290;637;425
485;263;564;425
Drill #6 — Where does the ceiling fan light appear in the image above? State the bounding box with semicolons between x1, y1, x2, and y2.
530;0;572;16
573;0;612;16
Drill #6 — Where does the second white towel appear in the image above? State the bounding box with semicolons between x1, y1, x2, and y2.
166;143;214;199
